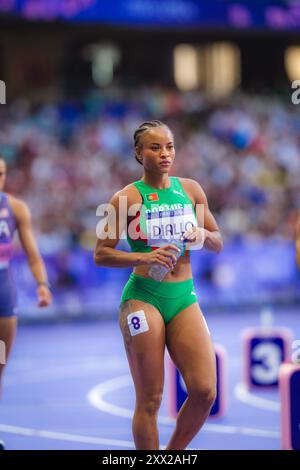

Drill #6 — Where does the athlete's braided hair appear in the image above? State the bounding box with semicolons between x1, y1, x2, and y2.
134;120;168;165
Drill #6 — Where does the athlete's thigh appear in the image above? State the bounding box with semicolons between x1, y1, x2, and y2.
119;300;166;396
166;303;216;387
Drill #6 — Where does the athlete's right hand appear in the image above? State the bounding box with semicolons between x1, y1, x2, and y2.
142;245;181;270
37;285;52;308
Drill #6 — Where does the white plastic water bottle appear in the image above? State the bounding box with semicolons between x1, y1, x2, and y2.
148;238;185;282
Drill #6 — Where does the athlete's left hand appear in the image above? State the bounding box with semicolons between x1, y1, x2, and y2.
182;226;206;250
37;285;52;307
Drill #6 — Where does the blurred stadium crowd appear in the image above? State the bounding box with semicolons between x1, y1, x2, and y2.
0;86;299;315
1;86;299;255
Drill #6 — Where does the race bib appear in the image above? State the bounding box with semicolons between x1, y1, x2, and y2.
146;206;197;246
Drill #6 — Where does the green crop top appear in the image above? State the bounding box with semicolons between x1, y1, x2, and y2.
127;177;198;255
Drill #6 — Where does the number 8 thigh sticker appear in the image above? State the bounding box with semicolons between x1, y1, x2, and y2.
127;310;149;336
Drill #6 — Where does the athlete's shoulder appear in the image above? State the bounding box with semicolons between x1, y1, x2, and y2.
7;195;31;221
178;177;204;193
110;182;142;206
178;178;207;203
178;177;200;188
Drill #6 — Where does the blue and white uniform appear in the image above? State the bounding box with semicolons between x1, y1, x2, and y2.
0;193;17;317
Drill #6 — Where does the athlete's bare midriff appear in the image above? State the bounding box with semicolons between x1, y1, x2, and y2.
133;254;193;282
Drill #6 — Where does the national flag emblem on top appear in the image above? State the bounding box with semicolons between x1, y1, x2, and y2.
146;193;159;202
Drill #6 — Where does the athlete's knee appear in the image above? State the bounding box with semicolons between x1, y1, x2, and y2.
136;388;163;416
188;381;216;410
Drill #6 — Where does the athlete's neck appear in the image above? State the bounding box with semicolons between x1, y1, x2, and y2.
141;173;171;190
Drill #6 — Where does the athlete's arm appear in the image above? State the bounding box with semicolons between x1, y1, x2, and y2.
180;179;223;253
9;196;52;307
296;215;300;270
94;187;179;269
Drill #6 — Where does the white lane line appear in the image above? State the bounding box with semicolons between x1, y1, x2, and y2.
87;374;175;423
203;423;279;438
0;423;135;449
235;383;280;412
88;375;140;419
87;375;280;439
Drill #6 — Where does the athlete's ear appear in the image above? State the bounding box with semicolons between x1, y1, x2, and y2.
135;147;143;164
